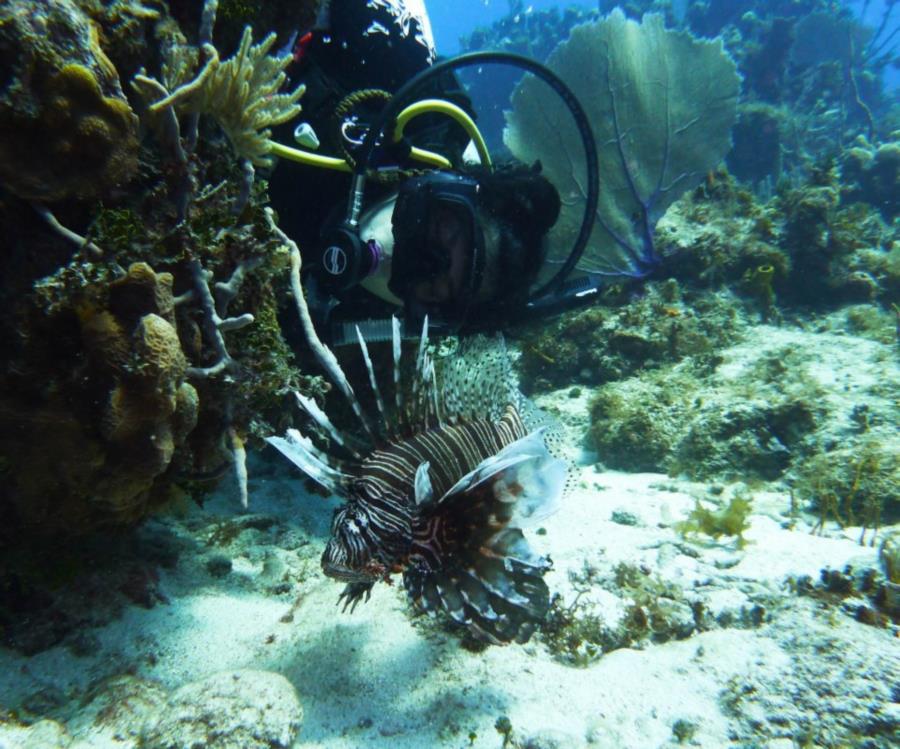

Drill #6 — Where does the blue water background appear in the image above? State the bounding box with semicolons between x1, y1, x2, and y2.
428;0;594;54
427;0;900;88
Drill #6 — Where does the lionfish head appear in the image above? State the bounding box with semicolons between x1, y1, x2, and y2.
321;502;390;583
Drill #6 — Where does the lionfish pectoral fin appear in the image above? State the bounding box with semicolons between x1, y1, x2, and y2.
338;581;374;613
438;429;565;526
404;543;551;644
403;431;562;645
414;461;434;506
438;428;547;501
495;448;567;528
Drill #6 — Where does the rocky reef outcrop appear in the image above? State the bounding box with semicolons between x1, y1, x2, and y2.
0;1;326;551
0;0;140;202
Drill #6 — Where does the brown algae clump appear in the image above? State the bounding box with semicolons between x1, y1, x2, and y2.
675;494;754;549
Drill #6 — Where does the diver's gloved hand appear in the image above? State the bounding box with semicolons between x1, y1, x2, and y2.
338;581;374;612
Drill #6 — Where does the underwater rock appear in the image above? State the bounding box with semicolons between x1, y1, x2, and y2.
882;534;900;585
727;103;784;185
741;15;794;103
519;282;745;392
841;138;900;221
0;0;139;202
842;304;899;345
589;378;685;472
881;535;900;618
721;603;899;748
0;718;71;749
583;326;880;482
140;669;303;749
78;0;184;87
779;185;839;290
744;175;898;307
65;674;168;748
656;171;791;298
849;243;900;306
516;728;582;749
793;441;900;529
660;163;899;308
670;397;817;482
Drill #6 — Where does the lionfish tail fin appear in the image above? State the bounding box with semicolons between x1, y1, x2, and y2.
405;429;565;644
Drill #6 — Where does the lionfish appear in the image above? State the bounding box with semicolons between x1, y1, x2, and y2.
267;319;568;644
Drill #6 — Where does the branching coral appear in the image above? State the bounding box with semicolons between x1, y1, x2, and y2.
30;203;104;259
183;258;255;378
265;208;373;439
0;0;329;546
149;26;305;167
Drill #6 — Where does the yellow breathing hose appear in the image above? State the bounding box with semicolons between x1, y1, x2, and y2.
394;99;492;169
267;98;490;172
267;141;353;172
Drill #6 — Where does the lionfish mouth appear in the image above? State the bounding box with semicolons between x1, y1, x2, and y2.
321;562;374;583
321;553;385;583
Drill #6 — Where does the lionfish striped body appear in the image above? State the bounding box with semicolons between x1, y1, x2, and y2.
267;319;567;644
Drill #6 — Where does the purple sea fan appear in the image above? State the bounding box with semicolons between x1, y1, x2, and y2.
267;319;568;644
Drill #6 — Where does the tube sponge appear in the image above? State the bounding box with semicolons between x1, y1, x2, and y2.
505;9;740;278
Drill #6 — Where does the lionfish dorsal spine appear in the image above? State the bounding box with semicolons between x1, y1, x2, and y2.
411;315;429;404
295;391;362;460
392;316;403;424
265;429;351;497
426;357;443;427
355;324;391;437
317;338;376;444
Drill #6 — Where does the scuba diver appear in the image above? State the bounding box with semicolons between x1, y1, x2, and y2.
268;0;599;344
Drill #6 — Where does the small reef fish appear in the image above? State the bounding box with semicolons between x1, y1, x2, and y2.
267;320;567;644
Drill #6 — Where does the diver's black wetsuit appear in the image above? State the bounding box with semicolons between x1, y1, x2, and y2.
268;0;473;275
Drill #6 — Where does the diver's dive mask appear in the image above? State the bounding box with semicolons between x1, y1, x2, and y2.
389;171;486;330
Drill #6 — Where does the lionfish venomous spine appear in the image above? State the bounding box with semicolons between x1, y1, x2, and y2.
267;318;568;644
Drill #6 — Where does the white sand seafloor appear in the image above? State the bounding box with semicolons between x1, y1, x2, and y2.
1;325;898;749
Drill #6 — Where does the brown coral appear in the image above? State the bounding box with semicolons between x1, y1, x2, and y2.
0;0;138;201
0;263;197;537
